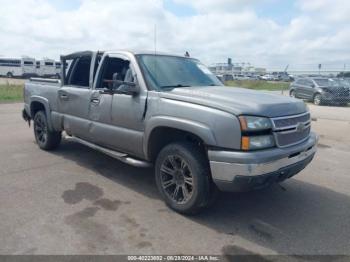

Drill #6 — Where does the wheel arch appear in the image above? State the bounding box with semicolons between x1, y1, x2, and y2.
30;96;54;131
145;117;216;162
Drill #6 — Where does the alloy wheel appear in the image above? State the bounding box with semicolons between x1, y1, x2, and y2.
34;114;47;144
160;155;194;204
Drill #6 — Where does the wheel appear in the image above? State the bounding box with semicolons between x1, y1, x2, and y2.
290;90;296;98
155;142;212;215
6;72;13;78
33;111;61;150
313;93;322;105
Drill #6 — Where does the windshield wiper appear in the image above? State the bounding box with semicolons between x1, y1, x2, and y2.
160;84;191;89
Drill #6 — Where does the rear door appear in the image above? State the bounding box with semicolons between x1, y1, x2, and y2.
58;53;94;140
295;79;308;98
303;79;316;99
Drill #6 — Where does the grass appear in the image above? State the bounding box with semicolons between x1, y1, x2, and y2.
225;80;290;91
0;84;24;102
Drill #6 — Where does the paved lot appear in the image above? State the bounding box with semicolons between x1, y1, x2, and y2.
0;103;350;256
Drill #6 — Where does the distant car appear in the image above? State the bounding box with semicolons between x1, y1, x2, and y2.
216;74;233;83
289;77;350;105
260;74;274;81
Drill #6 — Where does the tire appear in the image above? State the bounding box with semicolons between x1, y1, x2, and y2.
290;90;296;98
33;111;61;150
313;93;322;105
6;72;13;78
155;142;212;215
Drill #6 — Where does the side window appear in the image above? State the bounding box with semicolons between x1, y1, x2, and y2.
304;80;313;87
96;56;134;89
298;79;306;86
67;56;92;88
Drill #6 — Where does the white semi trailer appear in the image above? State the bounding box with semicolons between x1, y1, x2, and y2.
35;59;57;77
0;57;36;78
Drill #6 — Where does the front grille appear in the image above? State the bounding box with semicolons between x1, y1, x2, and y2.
275;126;310;147
273;112;310;129
272;112;311;147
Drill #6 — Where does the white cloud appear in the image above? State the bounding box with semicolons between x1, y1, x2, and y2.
0;0;349;71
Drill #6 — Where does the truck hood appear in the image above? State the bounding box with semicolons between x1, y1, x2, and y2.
159;86;307;118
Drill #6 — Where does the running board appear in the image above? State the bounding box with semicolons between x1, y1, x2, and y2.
65;136;152;168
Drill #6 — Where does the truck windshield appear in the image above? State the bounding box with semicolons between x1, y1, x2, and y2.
137;55;222;90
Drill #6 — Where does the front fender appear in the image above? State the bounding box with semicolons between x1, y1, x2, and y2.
144;116;217;157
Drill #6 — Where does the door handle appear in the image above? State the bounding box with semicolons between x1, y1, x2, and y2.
90;98;100;104
60;94;69;100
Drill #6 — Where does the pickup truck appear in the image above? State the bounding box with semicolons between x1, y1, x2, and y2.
22;50;318;214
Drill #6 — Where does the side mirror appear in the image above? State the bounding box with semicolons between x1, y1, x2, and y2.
310;84;315;88
114;81;139;95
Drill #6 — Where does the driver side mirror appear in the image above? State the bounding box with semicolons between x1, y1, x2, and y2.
114;81;139;95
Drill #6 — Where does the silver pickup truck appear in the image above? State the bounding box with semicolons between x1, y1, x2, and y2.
22;50;318;214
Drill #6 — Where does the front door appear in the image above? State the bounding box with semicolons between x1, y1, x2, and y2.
88;53;147;158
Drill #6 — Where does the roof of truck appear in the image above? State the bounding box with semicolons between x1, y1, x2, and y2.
61;50;191;60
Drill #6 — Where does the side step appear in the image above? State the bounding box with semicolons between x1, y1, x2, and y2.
65;136;152;168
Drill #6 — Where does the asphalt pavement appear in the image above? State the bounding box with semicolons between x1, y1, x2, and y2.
0;103;350;256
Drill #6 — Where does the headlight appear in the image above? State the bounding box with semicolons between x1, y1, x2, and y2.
239;116;272;131
241;135;275;151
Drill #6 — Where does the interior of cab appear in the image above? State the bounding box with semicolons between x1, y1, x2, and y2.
98;57;134;89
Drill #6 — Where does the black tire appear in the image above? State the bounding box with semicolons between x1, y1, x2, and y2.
33;111;61;150
313;93;322;105
6;72;13;78
155;142;212;215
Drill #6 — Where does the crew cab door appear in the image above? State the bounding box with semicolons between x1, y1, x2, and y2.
89;53;147;158
58;53;94;140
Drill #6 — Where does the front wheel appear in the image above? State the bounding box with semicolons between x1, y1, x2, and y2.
33;111;61;150
313;93;322;105
155;142;212;215
6;72;13;78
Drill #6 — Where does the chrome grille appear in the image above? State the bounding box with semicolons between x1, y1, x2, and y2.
272;112;311;147
273;113;310;129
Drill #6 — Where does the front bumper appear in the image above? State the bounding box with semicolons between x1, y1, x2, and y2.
209;132;318;192
321;94;350;103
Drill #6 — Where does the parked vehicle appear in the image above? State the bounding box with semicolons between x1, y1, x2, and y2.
22;50;318;214
35;59;57;77
216;74;234;83
289;77;350;105
0;57;36;78
260;74;274;81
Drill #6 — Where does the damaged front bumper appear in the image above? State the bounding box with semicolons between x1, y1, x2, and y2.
209;132;318;192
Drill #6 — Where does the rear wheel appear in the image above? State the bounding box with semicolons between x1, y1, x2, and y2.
155;142;212;215
290;90;296;98
313;93;322;105
33;111;61;150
